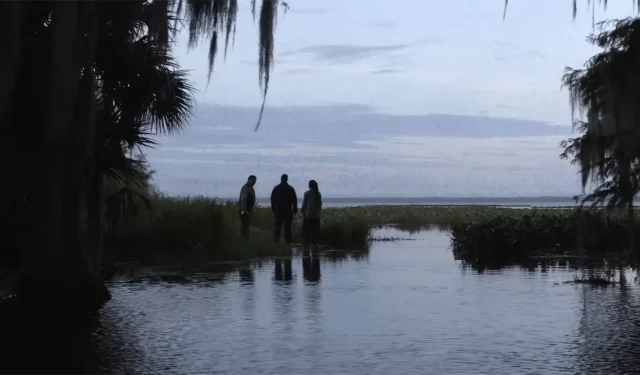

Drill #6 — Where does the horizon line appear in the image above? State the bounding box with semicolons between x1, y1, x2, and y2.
170;195;585;201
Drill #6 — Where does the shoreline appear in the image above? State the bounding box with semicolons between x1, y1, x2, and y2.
104;197;632;267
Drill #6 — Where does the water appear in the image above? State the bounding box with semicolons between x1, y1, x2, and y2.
94;228;640;374
254;196;582;208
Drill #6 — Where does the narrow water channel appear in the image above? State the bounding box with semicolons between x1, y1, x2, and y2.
95;228;640;374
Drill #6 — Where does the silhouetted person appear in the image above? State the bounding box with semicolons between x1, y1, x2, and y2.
271;174;298;244
302;180;322;248
238;175;257;239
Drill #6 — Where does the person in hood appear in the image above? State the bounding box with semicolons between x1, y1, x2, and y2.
301;179;322;248
238;175;257;239
270;174;298;244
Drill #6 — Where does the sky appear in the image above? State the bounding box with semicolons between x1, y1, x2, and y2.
147;0;639;198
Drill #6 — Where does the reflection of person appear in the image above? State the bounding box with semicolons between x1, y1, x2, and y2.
270;174;298;244
302;255;321;282
274;259;293;281
301;180;322;248
238;175;257;239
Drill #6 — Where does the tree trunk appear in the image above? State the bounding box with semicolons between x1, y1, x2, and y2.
0;3;108;372
37;0;82;265
86;175;105;275
0;2;24;124
0;3;26;272
76;0;104;277
628;198;636;255
19;0;109;315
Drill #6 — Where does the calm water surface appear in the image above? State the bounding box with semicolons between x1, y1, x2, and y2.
97;229;640;374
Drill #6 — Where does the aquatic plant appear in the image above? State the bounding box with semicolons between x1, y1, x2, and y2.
106;196;374;264
316;205;516;229
320;216;371;250
106;196;287;264
109;195;640;268
450;208;635;268
567;266;620;286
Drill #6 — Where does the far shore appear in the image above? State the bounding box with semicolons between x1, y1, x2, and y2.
196;196;587;207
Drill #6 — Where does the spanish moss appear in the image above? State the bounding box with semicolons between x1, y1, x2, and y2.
174;0;287;130
560;17;640;211
504;0;640;21
255;0;278;131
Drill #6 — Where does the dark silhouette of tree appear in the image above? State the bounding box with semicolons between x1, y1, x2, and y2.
1;1;194;319
560;17;640;253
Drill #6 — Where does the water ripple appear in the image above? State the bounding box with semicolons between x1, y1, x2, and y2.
94;229;640;374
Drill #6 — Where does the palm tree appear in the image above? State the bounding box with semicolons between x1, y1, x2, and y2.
0;1;194;313
0;0;637;317
92;0;194;272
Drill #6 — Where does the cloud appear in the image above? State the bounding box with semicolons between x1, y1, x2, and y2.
149;134;578;198
371;21;396;29
489;42;547;60
495;104;517;110
159;144;370;157
287;7;327;15
281;67;329;75
167;104;570;148
144;104;579;198
280;44;412;63
371;68;402;74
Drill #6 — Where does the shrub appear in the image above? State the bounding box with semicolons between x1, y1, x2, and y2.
106;196;373;264
450;208;634;268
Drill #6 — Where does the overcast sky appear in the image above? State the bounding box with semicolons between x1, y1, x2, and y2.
147;0;637;198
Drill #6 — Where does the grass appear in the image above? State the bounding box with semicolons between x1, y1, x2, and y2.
565;263;624;287
106;196;374;265
106;197;284;265
449;207;637;269
105;196;637;268
319;205;514;230
106;199;510;266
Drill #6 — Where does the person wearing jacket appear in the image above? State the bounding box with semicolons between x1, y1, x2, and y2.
270;174;298;244
238;175;257;239
301;180;322;248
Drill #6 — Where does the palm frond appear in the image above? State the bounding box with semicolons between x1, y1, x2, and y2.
97;32;195;135
144;66;195;135
143;0;175;50
104;186;153;221
102;154;150;189
103;152;155;222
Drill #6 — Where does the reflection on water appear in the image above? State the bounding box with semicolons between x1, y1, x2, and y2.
302;255;321;282
274;259;293;282
9;229;640;374
574;282;640;374
238;268;254;284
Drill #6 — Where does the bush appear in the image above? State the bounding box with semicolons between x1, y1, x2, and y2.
106;197;288;265
105;196;374;265
320;216;371;250
450;208;634;268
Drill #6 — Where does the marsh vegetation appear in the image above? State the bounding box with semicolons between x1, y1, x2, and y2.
106;198;638;273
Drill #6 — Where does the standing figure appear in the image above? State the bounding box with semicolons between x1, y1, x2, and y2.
270;174;298;244
301;180;322;248
238;175;257;239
